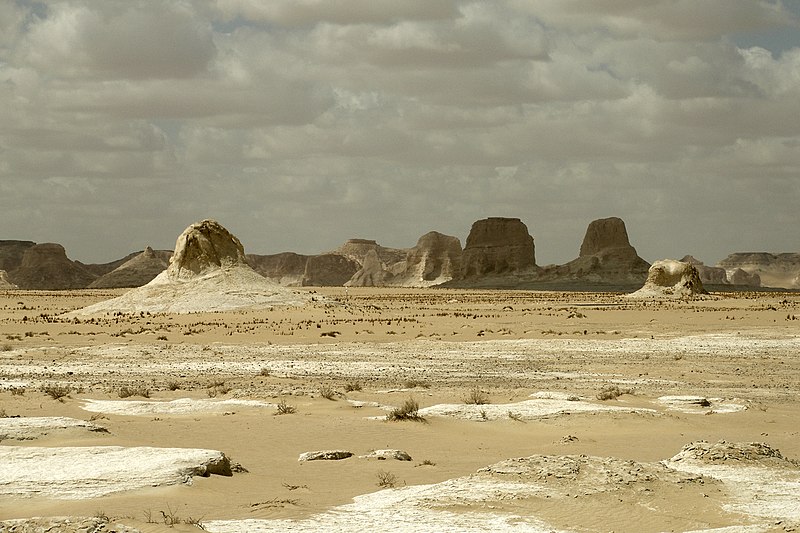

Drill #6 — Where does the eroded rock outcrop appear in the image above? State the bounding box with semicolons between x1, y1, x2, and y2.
628;259;708;299
11;243;96;290
681;255;729;285
89;247;171;288
551;217;649;284
717;252;798;288
0;270;18;289
248;252;308;286
394;231;462;287
303;254;360;286
461;218;536;278
68;219;308;314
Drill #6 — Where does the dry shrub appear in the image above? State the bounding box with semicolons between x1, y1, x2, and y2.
596;384;632;401
463;387;489;405
387;397;426;422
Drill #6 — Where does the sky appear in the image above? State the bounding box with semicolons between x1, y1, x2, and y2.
1;0;799;266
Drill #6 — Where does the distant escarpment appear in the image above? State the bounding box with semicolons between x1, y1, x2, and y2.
717;252;800;289
248;252;360;287
10;243;96;290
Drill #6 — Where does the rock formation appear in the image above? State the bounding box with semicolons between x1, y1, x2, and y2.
461;218;536;278
0;270;18;289
396;231;462;287
717;252;799;289
551;217;649;284
0;240;36;274
333;239;407;267
345;249;389;287
680;255;729;285
69;220;309;315
89;247;171;288
628;259;708;299
248;252;359;287
729;268;761;287
302;254;360;286
10;243;96;290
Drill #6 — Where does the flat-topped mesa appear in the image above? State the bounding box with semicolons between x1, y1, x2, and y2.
579;217;634;257
167;219;248;281
628;259;708;299
461;217;536;278
12;243;96;290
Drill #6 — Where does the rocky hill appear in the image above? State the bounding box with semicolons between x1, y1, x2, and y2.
89;247;172;288
540;217;650;285
460;218;537;278
717;252;800;289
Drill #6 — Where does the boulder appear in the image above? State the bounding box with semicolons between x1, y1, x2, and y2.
89;247;171;288
461;217;536;278
298;450;353;462
10;243;96;290
67;219;309;315
358;449;412;461
628;259;708;299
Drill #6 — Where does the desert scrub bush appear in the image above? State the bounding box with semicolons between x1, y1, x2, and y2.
318;385;337;400
344;381;362;392
1;344;12;351
10;386;25;396
386;397;426;422
166;380;181;391
275;398;296;415
259;366;271;377
402;378;430;389
118;385;150;399
463;387;489;405
376;470;397;488
206;383;231;397
596;384;632;401
41;383;71;401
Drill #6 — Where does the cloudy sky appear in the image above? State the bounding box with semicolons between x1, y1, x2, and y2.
1;0;799;266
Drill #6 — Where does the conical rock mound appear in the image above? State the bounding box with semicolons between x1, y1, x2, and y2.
69;220;309;315
628;259;708;299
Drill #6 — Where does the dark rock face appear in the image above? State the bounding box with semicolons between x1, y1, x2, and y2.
248;252;308;286
461;218;536;278
11;243;96;290
729;268;761;287
579;217;632;257
403;231;462;284
0;240;36;274
549;217;649;284
303;254;360;286
89;247;171;288
717;252;799;288
167;219;248;281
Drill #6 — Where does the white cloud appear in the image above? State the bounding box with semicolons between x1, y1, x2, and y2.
0;0;798;265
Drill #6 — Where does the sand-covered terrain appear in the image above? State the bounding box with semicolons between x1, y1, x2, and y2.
1;287;799;532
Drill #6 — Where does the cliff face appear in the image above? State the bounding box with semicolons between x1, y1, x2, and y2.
542;217;649;285
717;253;800;288
461;218;536;278
11;243;96;290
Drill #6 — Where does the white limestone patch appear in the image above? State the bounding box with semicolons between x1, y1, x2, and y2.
0;417;107;441
81;397;275;416
0;379;28;390
665;441;800;522
359;449;412;461
0;446;231;499
203;478;562;533
657;396;747;414
412;398;656;422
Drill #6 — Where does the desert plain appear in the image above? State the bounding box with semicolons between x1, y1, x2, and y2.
1;287;799;532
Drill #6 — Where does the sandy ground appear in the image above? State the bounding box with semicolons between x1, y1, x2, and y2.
0;287;799;532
